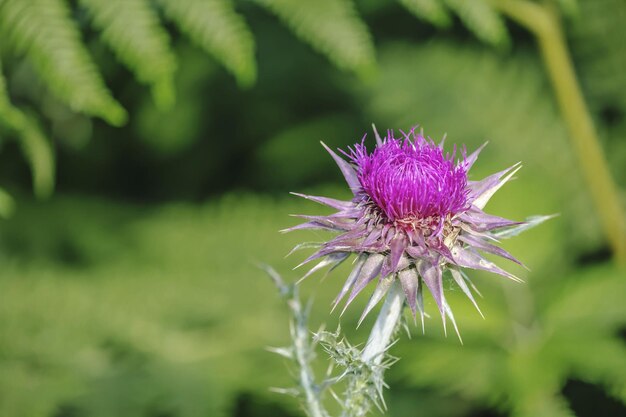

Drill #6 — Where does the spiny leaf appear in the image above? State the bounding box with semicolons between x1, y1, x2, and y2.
157;0;256;87
79;0;177;108
252;0;376;79
0;0;127;125
442;0;510;47
397;0;452;27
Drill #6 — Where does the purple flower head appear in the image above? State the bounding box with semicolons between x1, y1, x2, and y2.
350;130;469;226
286;126;546;338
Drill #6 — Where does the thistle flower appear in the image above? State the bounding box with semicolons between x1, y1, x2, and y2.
286;126;538;336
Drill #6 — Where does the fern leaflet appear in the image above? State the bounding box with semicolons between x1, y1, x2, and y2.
0;61;55;198
79;0;178;108
157;0;256;87
0;0;127;125
252;0;376;79
397;0;452;28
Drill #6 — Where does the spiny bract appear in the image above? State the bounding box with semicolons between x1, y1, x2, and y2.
286;126;534;337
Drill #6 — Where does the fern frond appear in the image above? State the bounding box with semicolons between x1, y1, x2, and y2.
79;0;177;108
0;62;55;198
397;0;452;27
252;0;376;79
157;0;256;87
0;0;127;126
442;0;510;47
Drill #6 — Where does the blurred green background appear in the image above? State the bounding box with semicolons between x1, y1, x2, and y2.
0;0;625;416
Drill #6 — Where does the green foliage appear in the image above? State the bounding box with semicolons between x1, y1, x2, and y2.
157;0;256;88
442;0;510;47
398;0;511;47
252;0;377;79
571;0;626;111
397;0;452;28
0;186;15;217
0;60;55;199
0;0;127;125
79;0;178;108
392;264;626;417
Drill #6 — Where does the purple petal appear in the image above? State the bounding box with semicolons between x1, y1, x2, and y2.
320;141;361;194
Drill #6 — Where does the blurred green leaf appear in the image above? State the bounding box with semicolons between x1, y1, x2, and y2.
0;0;127;125
157;0;256;87
397;0;452;28
79;0;178;109
252;0;377;79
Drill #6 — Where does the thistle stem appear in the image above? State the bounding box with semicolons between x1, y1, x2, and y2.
490;0;626;262
290;294;327;417
361;280;404;365
264;266;328;417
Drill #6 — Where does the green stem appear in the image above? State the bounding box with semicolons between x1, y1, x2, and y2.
491;0;626;263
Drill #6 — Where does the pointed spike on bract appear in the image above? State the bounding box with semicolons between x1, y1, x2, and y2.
473;163;522;210
450;268;484;319
452;247;524;283
357;275;395;328
319;141;361;194
444;300;463;344
494;213;559;239
416;276;426;333
464;141;488;170
331;254;367;312
296;253;346;284
372;123;384;146
266;346;294;359
285;241;322;258
398;268;419;318
418;260;446;321
438;133;447;149
341;253;384;316
289;192;352;210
